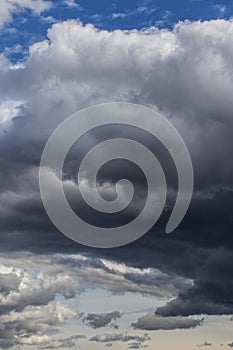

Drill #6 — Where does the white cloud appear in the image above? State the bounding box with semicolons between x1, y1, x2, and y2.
0;253;189;299
0;258;81;348
0;302;77;348
0;0;51;27
0;99;24;126
214;4;226;16
112;13;128;19
64;0;80;9
1;19;233;138
0;264;79;314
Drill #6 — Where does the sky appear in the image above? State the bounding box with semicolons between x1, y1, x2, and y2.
1;0;233;349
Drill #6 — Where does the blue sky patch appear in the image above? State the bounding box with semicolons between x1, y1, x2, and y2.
0;0;233;63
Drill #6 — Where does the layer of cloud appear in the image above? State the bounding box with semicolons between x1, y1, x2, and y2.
0;252;189;348
90;332;151;343
38;335;86;349
128;343;149;349
0;252;188;301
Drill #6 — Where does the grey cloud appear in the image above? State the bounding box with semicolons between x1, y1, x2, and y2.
132;313;204;330
38;335;86;349
82;311;123;329
0;303;77;349
0;273;20;296
156;249;233;316
197;342;212;347
0;270;78;315
128;343;149;349
0;257;81;348
89;332;151;343
0;252;188;298
156;298;233;317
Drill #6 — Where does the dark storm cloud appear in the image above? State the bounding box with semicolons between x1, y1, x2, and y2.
154;246;233;316
0;18;233;321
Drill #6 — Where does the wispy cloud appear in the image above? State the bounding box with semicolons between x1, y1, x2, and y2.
0;0;51;28
64;0;80;9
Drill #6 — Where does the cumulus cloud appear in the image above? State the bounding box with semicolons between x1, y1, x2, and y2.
0;302;77;348
0;259;81;348
0;16;233;340
132;313;204;330
0;19;233;240
0;266;78;315
1;19;233;236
